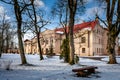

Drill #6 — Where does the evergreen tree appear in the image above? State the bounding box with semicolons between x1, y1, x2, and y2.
60;38;70;62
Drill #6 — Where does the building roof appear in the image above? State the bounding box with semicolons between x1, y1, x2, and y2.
24;39;31;42
55;20;98;33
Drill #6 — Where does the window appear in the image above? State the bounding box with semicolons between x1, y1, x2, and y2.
99;30;100;34
97;29;98;33
46;48;49;54
81;37;86;43
41;38;44;45
45;39;48;44
99;39;100;44
50;37;53;43
82;48;85;53
97;48;98;53
51;39;53;43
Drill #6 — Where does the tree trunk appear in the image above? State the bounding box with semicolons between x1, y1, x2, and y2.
0;28;4;57
6;37;9;53
37;32;44;60
5;26;10;53
0;43;1;57
68;3;74;65
31;1;44;60
108;53;117;64
68;0;77;64
107;33;117;64
69;20;75;64
0;40;2;57
5;32;9;53
18;24;27;64
14;0;27;64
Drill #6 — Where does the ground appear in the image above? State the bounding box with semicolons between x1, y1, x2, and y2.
0;54;120;80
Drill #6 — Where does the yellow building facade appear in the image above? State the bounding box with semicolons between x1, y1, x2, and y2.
24;20;118;56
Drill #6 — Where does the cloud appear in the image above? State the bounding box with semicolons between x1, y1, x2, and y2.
0;6;4;15
24;31;34;40
85;0;93;3
80;6;104;21
0;6;10;20
87;7;104;16
34;0;45;7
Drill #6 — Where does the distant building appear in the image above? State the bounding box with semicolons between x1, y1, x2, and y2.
24;19;118;56
24;39;32;54
24;30;62;55
7;47;19;54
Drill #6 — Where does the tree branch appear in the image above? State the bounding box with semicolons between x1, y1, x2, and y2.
96;15;108;27
0;0;14;5
110;0;116;22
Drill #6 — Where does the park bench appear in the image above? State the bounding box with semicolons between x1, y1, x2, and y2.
72;66;98;77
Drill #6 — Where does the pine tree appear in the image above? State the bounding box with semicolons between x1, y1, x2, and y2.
60;38;70;62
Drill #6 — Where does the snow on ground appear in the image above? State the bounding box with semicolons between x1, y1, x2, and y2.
0;54;120;80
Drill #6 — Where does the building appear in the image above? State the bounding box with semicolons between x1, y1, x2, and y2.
24;19;118;56
24;39;32;54
24;30;62;55
7;47;19;54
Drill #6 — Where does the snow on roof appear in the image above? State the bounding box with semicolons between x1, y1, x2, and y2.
55;31;64;34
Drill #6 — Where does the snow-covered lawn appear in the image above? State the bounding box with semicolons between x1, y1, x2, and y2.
0;54;120;80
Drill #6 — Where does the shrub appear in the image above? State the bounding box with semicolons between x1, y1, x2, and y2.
74;55;79;64
60;38;70;63
46;45;55;58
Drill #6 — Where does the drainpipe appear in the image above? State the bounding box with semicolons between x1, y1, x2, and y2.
88;30;90;56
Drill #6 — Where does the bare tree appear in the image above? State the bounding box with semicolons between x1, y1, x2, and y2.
96;0;120;64
0;0;31;64
28;0;43;60
52;0;69;38
4;23;16;53
52;0;70;62
52;0;85;64
0;7;16;55
13;0;29;64
0;12;9;57
26;0;50;60
4;22;10;53
68;0;78;64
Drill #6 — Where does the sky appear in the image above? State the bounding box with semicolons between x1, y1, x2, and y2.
0;0;106;40
0;0;106;26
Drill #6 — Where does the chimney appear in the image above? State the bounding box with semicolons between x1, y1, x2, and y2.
95;16;99;21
